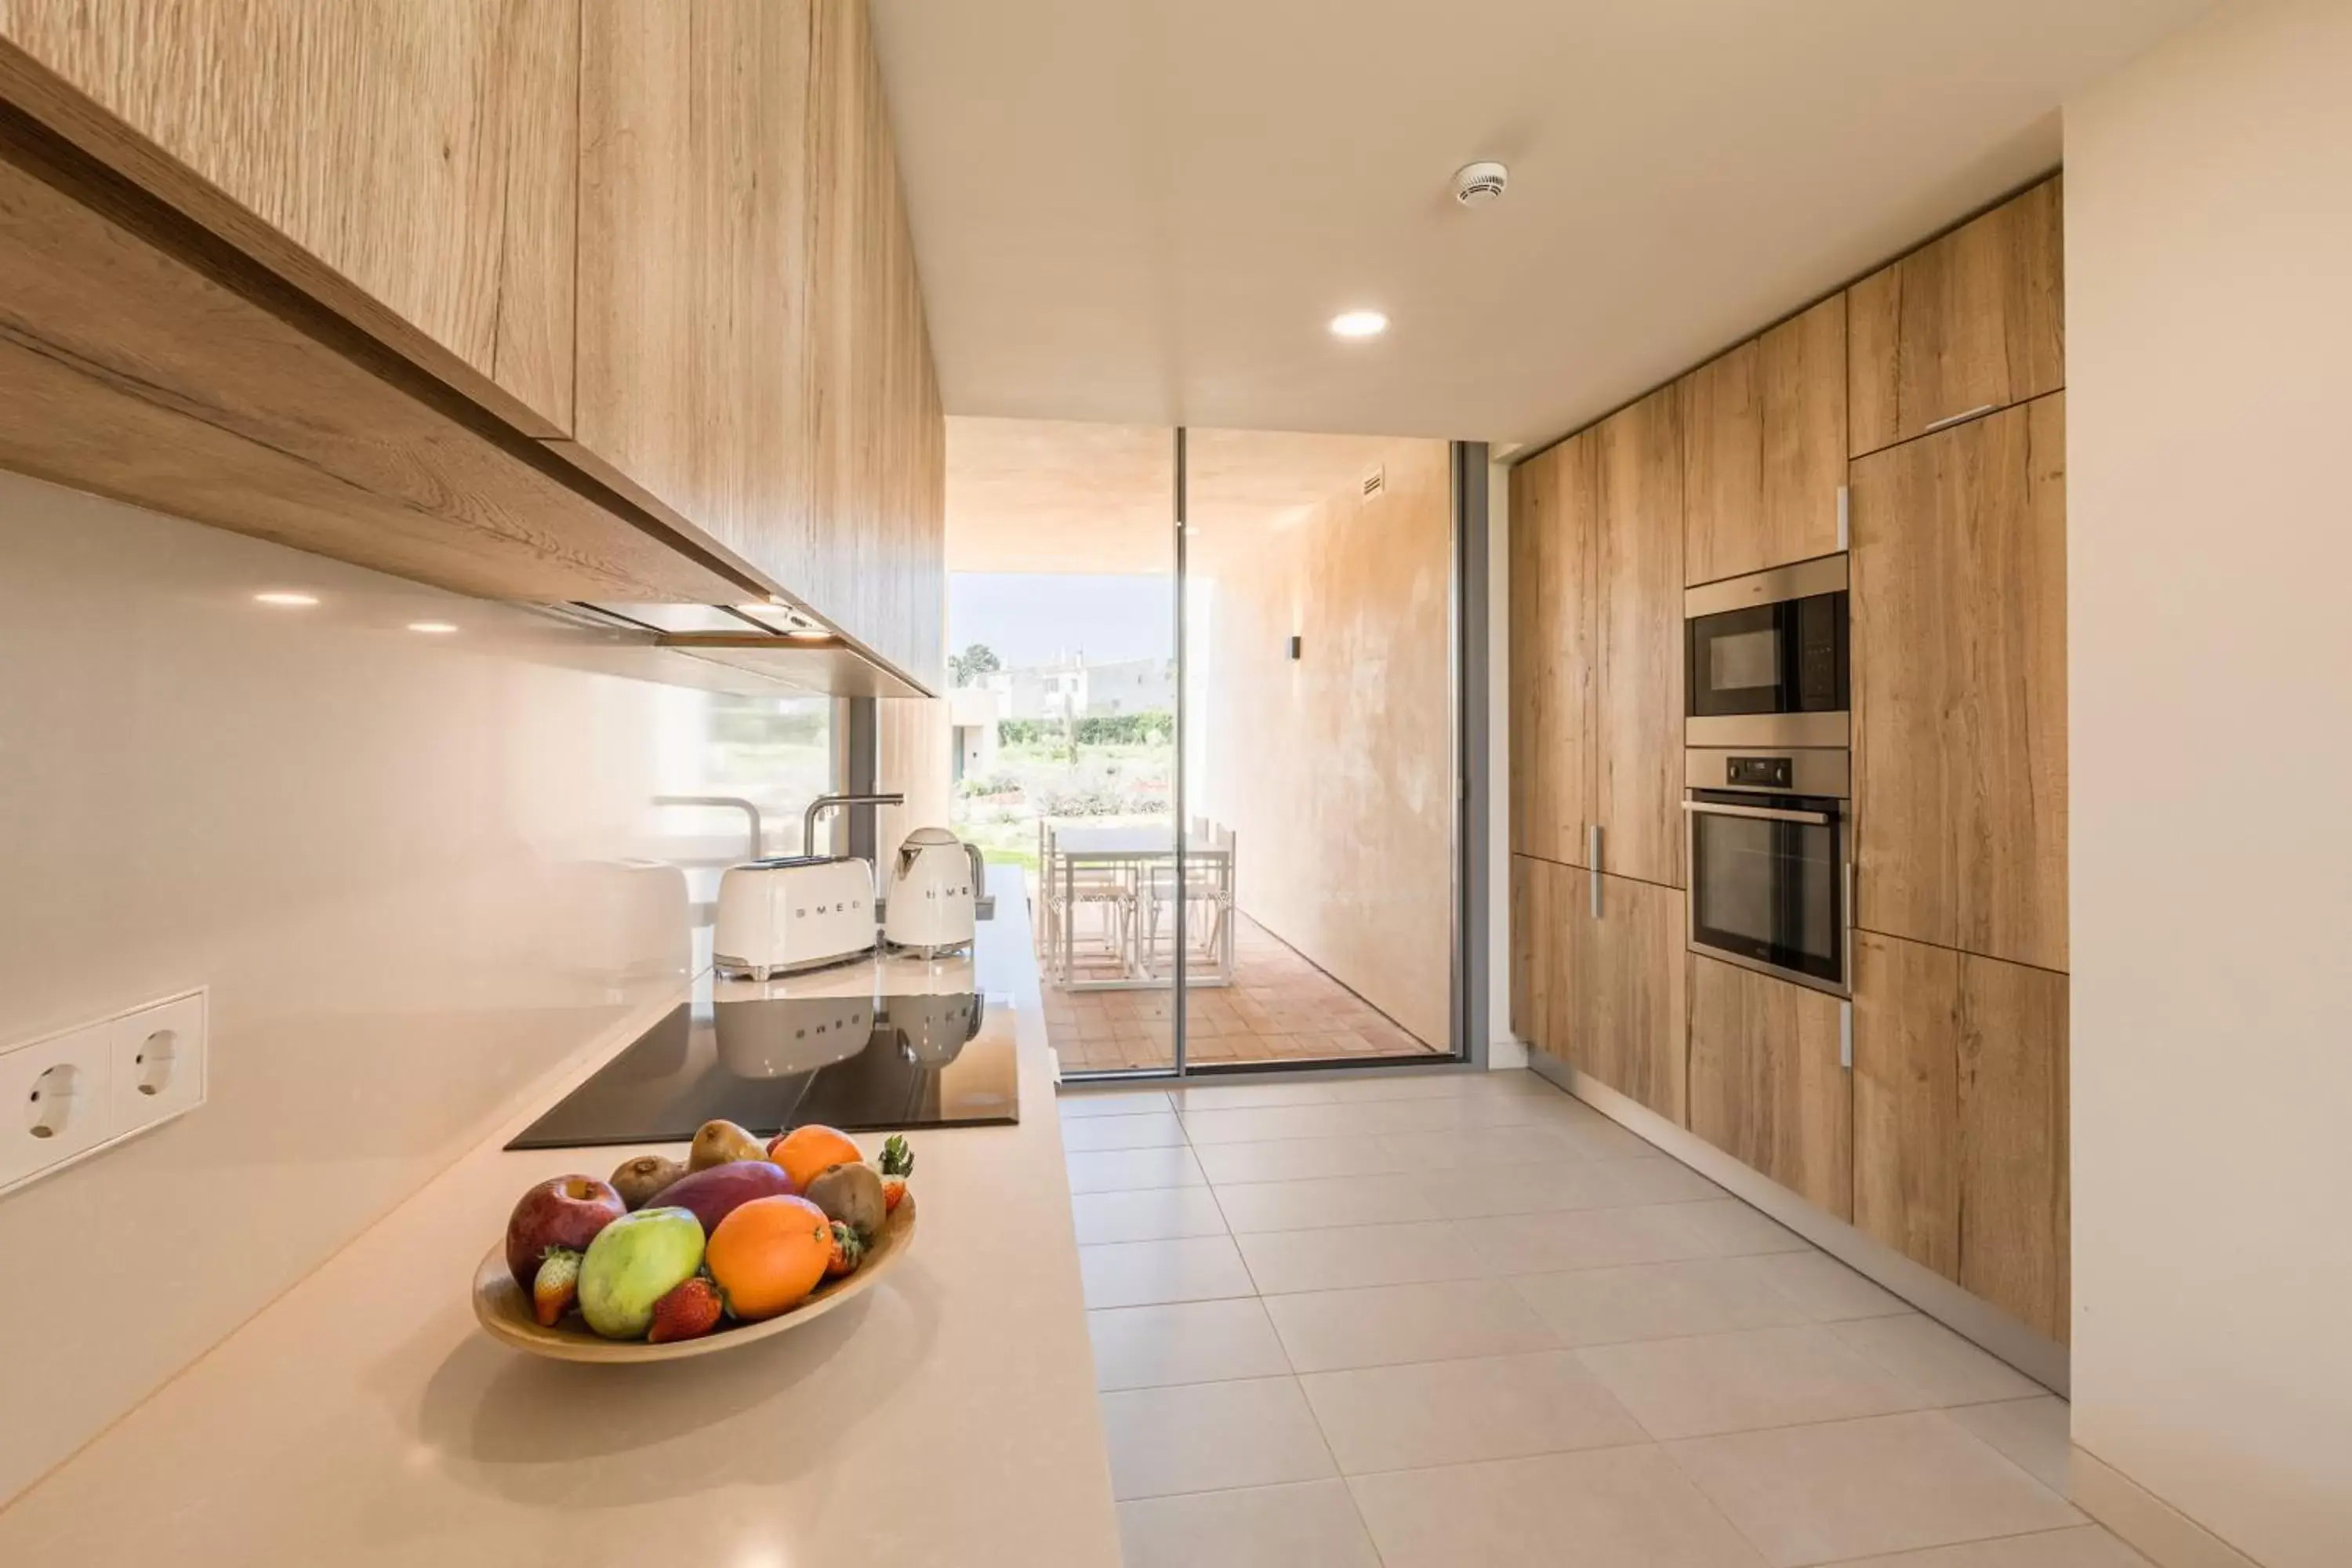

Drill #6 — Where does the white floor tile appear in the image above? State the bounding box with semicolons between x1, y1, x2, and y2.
1747;1250;1911;1321
1543;1116;1663;1159
1195;1134;1421;1185
1579;1324;1929;1439
1596;1154;1729;1205
1514;1257;1818;1348
1348;1446;1768;1568
1174;1080;1341;1111
1089;1297;1293;1391
1214;1171;1437;1233
1667;1199;1811;1257
1181;1103;1365;1144
1831;1314;2048;1406
1080;1235;1257;1308
1264;1277;1558;1374
1946;1397;2076;1495
1117;1479;1381;1568
1461;1202;1724;1274
1100;1375;1338;1500
1369;1121;1598;1170
1236;1218;1493;1294
1058;1088;1175;1118
1829;1527;2151;1568
1301;1348;1646;1472
1070;1184;1230;1244
1063;1111;1190;1151
1411;1159;1640;1218
1065;1144;1207;1193
1669;1410;2082;1566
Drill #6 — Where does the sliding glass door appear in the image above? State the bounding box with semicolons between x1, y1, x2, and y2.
939;419;1472;1080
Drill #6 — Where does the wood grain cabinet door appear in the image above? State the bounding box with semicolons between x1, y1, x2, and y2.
1958;952;2070;1341
1508;435;1599;867
1685;296;1848;585
1569;871;1689;1126
1687;954;1851;1218
0;0;580;434
1852;394;2067;972
1593;386;1687;889
1849;177;2064;457
1851;930;1962;1282
1508;854;1560;1056
573;0;943;684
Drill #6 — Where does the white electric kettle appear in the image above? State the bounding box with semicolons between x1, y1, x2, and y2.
882;826;985;955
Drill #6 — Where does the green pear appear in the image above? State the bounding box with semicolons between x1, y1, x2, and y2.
577;1206;706;1339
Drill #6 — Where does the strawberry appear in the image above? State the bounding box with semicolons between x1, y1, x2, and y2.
532;1247;583;1327
879;1134;913;1214
646;1275;723;1343
825;1220;866;1278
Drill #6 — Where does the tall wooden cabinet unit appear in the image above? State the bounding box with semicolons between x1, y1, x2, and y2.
1592;386;1688;890
0;0;580;434
1851;394;2067;973
1849;176;2064;457
1686;955;1851;1218
1508;432;1599;869
1853;930;2069;1341
1682;295;1849;585
1513;856;1687;1127
574;0;945;683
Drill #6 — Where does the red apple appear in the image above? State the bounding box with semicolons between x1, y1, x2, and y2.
505;1175;626;1287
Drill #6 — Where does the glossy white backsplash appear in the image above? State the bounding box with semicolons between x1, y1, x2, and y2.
0;471;719;1504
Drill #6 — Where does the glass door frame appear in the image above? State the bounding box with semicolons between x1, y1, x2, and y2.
1058;434;1492;1083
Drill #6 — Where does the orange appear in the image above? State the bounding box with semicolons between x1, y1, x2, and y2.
771;1124;865;1191
705;1195;832;1319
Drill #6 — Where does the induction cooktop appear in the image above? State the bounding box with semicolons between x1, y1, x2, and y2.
507;977;1018;1150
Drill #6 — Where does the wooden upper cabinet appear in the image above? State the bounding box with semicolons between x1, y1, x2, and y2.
1683;295;1848;585
1687;955;1851;1218
0;0;579;434
1508;435;1598;868
1853;929;2068;1340
1849;177;2064;457
1853;394;2067;972
572;0;944;684
1594;385;1687;889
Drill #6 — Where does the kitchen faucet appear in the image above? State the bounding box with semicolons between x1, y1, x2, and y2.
804;792;905;857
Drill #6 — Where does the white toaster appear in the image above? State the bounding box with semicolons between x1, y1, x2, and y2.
713;855;877;980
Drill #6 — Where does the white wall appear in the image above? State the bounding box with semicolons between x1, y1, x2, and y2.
0;474;723;1507
2066;5;2352;1563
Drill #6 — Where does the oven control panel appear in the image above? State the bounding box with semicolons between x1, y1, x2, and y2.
1726;756;1793;789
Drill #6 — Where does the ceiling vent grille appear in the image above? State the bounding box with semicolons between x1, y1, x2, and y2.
1362;466;1385;498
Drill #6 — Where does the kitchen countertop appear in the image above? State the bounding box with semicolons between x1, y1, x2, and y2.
0;896;1124;1567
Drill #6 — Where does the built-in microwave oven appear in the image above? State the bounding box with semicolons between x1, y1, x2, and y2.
1686;555;1849;749
1685;747;1850;996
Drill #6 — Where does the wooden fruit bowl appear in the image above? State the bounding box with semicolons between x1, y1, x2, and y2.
472;1194;916;1363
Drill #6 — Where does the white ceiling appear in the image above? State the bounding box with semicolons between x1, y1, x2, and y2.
870;0;2210;447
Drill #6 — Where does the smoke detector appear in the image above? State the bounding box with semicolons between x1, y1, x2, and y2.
1453;161;1508;208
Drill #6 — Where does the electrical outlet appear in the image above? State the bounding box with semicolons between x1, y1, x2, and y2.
2;1022;114;1194
1;988;208;1199
111;991;206;1135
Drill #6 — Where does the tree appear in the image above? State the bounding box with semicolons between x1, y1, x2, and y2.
949;643;1002;686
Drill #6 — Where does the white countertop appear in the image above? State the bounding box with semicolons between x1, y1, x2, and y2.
0;902;1123;1567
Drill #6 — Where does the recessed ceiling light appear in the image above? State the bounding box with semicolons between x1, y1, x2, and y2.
406;621;459;635
253;590;319;608
784;629;829;641
1329;310;1388;339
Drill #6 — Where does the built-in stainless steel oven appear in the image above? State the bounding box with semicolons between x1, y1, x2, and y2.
1685;747;1850;996
1686;555;1849;749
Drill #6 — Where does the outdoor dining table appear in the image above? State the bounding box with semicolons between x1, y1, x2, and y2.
1050;823;1235;991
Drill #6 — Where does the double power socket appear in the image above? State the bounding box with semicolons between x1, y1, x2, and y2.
1;989;207;1197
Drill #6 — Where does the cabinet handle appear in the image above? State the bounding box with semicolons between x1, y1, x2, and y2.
1922;403;1998;434
1835;485;1851;551
1840;1000;1854;1071
1588;824;1603;919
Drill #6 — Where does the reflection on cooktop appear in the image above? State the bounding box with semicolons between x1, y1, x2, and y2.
506;982;1017;1149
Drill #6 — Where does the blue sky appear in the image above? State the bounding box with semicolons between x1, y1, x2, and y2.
949;573;1174;667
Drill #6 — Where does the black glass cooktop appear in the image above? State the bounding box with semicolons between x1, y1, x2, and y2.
507;979;1018;1150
